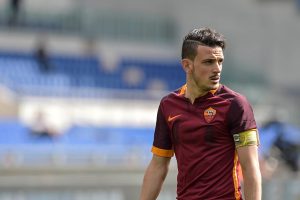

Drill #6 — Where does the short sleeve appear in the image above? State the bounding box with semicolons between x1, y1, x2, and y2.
151;102;174;157
227;95;257;135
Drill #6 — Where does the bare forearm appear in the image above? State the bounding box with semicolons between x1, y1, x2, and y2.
242;168;262;200
237;145;262;200
140;156;170;200
140;167;167;200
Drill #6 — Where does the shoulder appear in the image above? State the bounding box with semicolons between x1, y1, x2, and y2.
160;86;185;104
221;85;257;133
217;85;251;107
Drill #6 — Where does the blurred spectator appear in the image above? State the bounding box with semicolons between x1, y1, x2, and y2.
29;110;58;138
34;40;52;72
7;0;22;26
259;119;300;177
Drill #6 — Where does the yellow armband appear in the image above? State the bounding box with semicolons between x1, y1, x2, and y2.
233;129;259;148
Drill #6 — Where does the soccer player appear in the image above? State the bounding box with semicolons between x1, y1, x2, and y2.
140;28;261;200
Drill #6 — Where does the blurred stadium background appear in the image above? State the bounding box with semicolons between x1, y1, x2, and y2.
0;0;299;199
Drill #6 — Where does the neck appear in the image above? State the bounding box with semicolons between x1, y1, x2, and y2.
185;82;209;104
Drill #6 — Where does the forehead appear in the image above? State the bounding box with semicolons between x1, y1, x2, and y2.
196;45;224;59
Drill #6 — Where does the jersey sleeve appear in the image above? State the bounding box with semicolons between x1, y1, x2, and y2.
227;95;257;135
151;102;174;157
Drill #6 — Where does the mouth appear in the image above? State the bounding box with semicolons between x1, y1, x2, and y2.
209;76;220;83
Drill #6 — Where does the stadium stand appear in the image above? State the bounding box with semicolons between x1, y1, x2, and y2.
0;51;184;96
0;118;154;167
0;48;184;167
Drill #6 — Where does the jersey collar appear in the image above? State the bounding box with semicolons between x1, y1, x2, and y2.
178;84;220;96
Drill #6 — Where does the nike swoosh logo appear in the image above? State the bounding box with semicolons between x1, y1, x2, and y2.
168;114;181;122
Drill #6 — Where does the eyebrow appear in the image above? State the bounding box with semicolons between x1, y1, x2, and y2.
202;57;223;62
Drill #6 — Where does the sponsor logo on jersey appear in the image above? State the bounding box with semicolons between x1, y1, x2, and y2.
168;114;181;122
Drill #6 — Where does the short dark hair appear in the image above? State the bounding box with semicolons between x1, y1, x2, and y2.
181;27;226;60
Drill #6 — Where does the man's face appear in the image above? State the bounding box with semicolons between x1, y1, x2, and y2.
189;45;224;92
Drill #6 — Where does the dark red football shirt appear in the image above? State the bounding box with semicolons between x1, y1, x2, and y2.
152;84;257;200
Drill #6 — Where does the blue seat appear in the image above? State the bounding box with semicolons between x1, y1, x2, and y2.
0;120;31;145
0;51;185;95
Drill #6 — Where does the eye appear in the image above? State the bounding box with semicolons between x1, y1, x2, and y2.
204;60;214;64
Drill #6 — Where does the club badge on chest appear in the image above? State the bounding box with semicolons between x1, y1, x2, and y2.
204;107;216;123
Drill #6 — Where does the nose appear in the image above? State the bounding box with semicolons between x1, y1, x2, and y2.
213;62;222;73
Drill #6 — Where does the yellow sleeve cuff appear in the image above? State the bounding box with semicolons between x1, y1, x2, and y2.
151;146;174;157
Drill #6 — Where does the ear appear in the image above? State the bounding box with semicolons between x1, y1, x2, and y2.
181;59;192;74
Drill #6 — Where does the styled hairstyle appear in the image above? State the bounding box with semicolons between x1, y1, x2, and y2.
181;27;226;60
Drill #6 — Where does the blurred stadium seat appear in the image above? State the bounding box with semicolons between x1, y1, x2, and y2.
0;51;184;96
0;118;154;167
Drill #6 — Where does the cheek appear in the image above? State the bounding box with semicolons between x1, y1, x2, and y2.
194;67;210;77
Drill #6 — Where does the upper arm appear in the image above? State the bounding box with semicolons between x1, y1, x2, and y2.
237;145;260;169
150;154;171;169
140;154;171;200
152;102;174;157
237;145;262;200
228;95;260;168
145;155;171;181
234;129;260;170
227;95;257;134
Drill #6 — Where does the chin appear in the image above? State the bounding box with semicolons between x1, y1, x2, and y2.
211;83;219;90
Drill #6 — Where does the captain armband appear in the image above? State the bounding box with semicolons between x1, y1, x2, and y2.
233;129;260;148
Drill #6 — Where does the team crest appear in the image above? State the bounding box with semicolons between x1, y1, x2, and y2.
204;107;216;123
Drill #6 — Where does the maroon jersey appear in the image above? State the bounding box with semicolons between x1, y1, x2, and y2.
152;84;257;200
